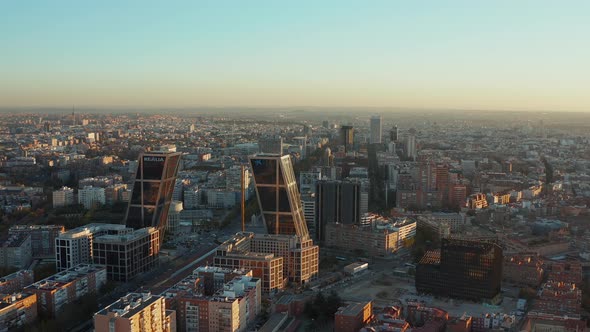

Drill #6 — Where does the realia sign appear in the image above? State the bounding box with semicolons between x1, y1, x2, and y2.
144;156;165;163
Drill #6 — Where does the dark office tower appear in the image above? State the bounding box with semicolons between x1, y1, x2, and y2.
416;238;503;303
322;120;329;129
390;126;399;142
315;180;361;241
125;152;182;234
249;154;309;239
339;125;354;153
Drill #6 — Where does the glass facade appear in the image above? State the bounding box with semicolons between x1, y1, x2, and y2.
249;155;309;239
415;238;503;302
125;152;181;236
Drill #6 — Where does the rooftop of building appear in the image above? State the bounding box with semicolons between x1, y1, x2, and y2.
224;251;277;260
26;264;105;291
193;266;251;276
259;312;291;332
10;224;64;231
505;253;543;266
59;223;127;237
0;269;33;283
97;292;162;318
93;227;156;244
0;232;30;248
336;301;371;317
419;250;441;266
344;262;369;270
0;292;35;309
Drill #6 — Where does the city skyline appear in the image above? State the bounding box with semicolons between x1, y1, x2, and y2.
1;1;589;111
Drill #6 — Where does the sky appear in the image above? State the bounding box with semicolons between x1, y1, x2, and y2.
1;1;589;111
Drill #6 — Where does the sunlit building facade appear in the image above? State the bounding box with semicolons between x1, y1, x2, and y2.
126;152;182;236
249;154;309;239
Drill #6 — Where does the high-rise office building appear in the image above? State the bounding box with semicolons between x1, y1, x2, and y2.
390;125;399;142
370;115;382;144
92;227;160;282
406;128;417;160
126;151;182;235
315;180;361;241
249;154;309;239
415;238;503;302
340;125;354;153
55;223;128;271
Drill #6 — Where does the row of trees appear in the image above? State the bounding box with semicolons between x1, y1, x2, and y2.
303;291;343;323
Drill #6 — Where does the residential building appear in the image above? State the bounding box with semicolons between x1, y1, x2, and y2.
503;254;544;287
165;273;261;332
0;233;32;270
335;301;373;332
214;232;319;293
78;186;106;209
25;264;106;317
193;266;253;296
9;225;64;258
0;293;37;331
52;186;74;208
0;270;34;294
94;292;175;332
324;219;416;256
214;234;284;294
417;213;467;232
467;193;488;209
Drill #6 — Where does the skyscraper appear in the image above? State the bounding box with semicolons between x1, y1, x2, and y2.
406;128;417;160
125;151;182;234
249;154;309;239
370;115;382;144
340;125;354;153
390;125;399;142
315;180;361;241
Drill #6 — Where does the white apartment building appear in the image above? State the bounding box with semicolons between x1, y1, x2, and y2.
52;187;74;208
77;186;105;209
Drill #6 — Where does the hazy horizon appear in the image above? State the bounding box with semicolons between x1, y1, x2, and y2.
2;1;589;112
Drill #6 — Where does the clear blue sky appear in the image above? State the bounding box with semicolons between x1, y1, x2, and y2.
1;1;589;111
